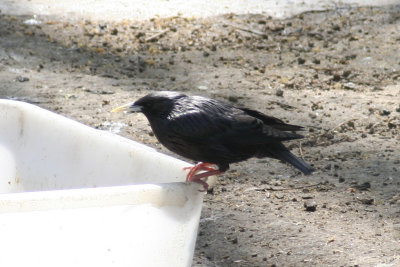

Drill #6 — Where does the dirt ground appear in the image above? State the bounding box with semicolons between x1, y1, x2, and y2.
1;4;400;266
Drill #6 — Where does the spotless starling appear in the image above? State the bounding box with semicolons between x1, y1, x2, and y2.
112;91;314;190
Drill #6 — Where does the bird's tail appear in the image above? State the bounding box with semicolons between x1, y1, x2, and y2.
275;150;314;175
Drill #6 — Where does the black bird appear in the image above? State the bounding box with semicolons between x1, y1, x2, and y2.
112;91;314;189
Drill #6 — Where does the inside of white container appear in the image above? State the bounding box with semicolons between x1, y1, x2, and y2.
0;100;191;194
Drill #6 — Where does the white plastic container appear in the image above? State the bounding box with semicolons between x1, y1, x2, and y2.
0;99;203;267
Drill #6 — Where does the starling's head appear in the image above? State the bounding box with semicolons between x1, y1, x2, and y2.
112;91;186;117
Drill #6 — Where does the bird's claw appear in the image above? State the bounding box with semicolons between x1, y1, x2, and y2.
184;162;222;192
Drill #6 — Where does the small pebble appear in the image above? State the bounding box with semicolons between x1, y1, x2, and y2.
357;198;374;205
16;76;29;82
297;58;306;64
312;58;320;64
354;182;371;191
197;85;208;90
343;82;356;89
228;96;239;103
324;164;331;170
332;74;341;81
275;88;284;97
304;201;317;212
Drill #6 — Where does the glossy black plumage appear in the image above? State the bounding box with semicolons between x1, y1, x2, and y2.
129;91;314;175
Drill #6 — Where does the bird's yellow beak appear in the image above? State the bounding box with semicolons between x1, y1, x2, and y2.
112;102;142;113
111;102;133;113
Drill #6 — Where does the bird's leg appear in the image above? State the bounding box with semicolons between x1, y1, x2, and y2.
184;162;224;191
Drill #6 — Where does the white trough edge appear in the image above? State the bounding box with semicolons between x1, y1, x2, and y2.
0;182;203;213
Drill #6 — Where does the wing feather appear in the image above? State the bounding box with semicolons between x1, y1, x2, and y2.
165;97;302;145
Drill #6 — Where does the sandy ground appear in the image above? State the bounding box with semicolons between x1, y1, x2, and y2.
1;0;399;21
1;3;400;267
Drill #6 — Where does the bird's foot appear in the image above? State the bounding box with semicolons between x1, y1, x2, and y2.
183;163;217;178
184;162;223;192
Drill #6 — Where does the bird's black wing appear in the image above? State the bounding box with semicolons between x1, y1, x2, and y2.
166;97;302;145
165;98;236;141
239;108;303;131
